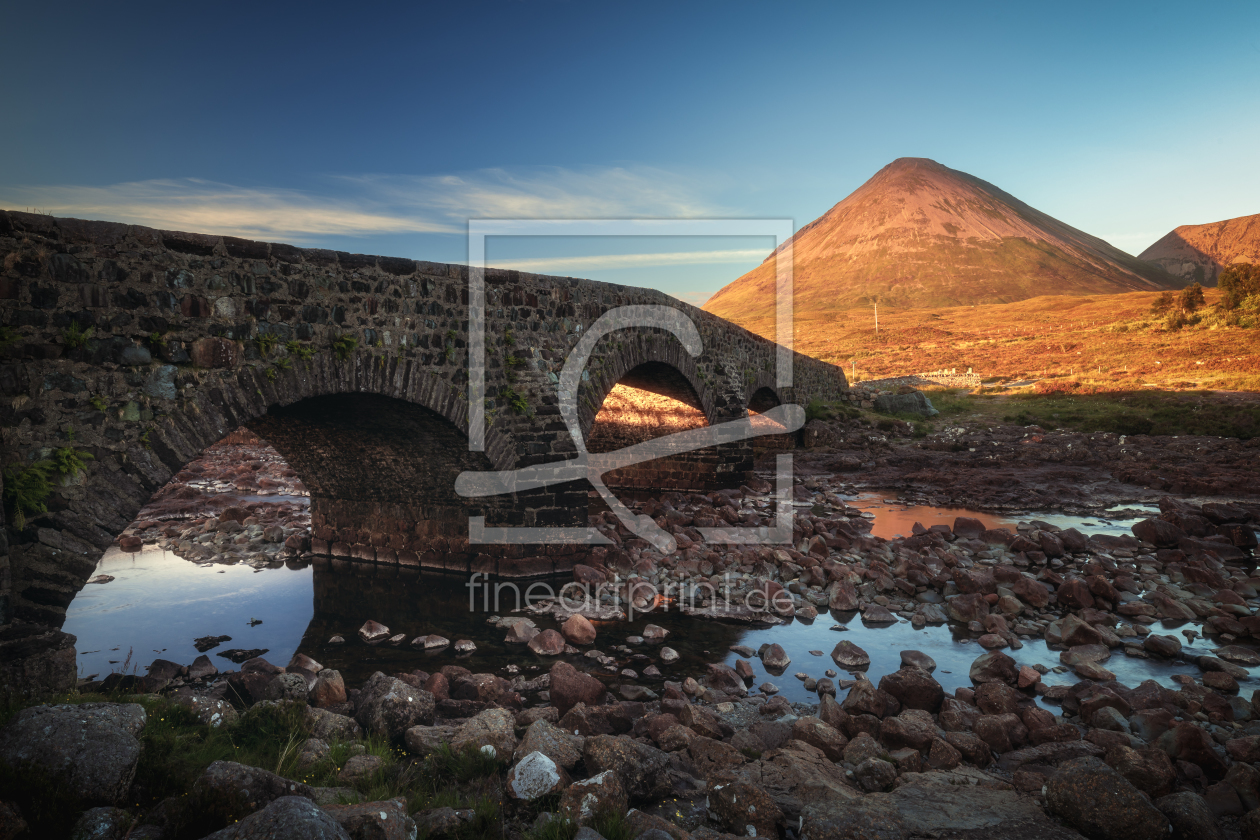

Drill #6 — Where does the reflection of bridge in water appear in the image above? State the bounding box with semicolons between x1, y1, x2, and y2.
293;558;750;688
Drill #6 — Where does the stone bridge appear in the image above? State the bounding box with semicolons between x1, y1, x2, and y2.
0;209;848;639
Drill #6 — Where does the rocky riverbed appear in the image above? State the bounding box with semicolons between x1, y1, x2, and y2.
115;432;310;567
11;410;1259;839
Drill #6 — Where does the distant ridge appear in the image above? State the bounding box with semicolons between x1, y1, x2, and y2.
1139;213;1260;285
704;157;1180;320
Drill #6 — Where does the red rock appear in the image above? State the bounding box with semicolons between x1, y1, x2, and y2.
1039;532;1065;558
969;650;1018;685
927;737;962;770
190;337;240;369
1013;576;1051;608
1017;666;1041;689
572;564;607;585
879;711;937;751
1157;722;1228;779
1204;671;1239;693
953;517;986;540
1133;518;1185;547
1143;634;1183;658
528;629;565;656
878;667;944;713
828;581;859;612
1227;736;1260;764
549;662;605;715
975;681;1026;715
948;593;990;623
1056;579;1095;610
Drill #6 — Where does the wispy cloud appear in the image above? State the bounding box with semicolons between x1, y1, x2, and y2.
674;289;717;307
490;248;767;274
0;179;453;241
0;166;726;242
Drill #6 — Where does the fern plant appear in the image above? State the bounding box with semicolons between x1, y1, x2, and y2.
63;320;95;350
285;340;315;361
256;333;279;356
331;334;358;361
4;460;54;529
499;386;531;416
50;442;93;486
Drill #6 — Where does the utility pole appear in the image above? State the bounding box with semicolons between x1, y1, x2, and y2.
874;299;879;339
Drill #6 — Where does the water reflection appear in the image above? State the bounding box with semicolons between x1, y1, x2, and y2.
64;546;312;681
66;505;1258;706
849;493;1154;541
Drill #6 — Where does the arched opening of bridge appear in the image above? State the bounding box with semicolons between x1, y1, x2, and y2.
60;426;316;684
249;393;517;568
748;386;795;457
585;361;723;491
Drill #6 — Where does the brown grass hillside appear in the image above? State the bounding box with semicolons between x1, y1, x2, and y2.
733;287;1260;391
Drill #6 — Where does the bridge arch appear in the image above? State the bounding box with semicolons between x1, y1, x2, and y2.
2;349;547;628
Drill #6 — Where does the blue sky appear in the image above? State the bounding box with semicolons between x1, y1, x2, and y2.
2;0;1258;305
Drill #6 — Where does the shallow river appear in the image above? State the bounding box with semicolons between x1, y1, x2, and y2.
64;498;1258;705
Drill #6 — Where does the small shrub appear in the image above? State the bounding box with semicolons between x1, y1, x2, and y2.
1179;282;1205;313
1150;291;1175;315
89;395;109;412
1220;264;1260;310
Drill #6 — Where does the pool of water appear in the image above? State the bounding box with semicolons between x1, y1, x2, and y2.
65;546;313;681
847;493;1158;541
64;536;1260;707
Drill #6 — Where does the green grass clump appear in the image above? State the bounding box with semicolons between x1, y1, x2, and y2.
1;693;512;840
804;398;832;422
525;807;634;840
1005;391;1260;439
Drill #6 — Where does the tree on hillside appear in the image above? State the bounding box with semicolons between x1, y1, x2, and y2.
1219;264;1260;310
1179;282;1205;313
1150;291;1175;315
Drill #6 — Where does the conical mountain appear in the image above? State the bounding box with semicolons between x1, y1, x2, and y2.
704;157;1180;320
1139;213;1260;285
